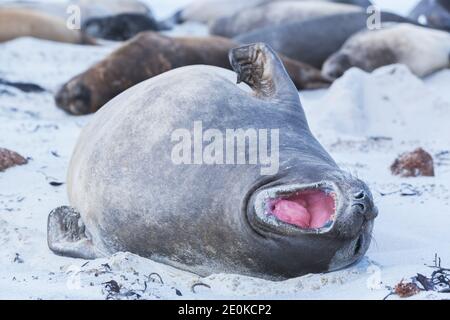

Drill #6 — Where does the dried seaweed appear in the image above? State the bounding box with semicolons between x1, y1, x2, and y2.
394;280;420;298
413;254;450;293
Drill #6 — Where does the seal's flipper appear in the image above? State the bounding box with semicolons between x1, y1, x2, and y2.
229;43;299;104
47;206;100;259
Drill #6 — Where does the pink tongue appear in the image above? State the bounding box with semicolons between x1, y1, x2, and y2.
272;200;310;228
271;190;335;229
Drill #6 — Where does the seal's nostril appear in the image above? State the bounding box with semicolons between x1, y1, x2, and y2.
354;191;365;200
353;203;365;213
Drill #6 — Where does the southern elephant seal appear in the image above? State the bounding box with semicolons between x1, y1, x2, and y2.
167;0;269;25
322;23;450;79
82;13;161;41
235;12;413;68
72;0;150;19
210;1;363;38
409;0;450;31
0;8;95;44
1;0;151;25
55;32;329;115
167;0;372;26
47;43;377;280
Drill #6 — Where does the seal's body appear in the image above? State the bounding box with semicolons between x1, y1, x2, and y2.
0;8;94;44
210;1;362;38
235;12;412;68
409;0;450;31
170;0;373;25
83;13;160;41
322;23;450;79
55;32;329;115
170;0;267;25
48;43;377;280
0;0;151;25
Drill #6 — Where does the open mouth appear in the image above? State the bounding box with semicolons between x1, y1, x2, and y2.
254;183;338;232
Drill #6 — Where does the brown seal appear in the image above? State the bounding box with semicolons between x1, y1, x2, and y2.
55;32;329;115
0;8;95;44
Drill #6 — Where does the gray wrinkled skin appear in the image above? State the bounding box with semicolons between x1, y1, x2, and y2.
49;44;377;280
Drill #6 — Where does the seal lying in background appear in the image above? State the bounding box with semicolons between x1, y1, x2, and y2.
73;0;150;20
235;12;412;68
322;23;450;79
0;0;151;25
83;13;162;41
409;0;450;31
0;8;95;44
168;0;268;25
55;32;329;115
169;0;373;25
47;43;377;280
210;1;362;38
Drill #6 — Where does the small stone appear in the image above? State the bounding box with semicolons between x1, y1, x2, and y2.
394;280;420;298
391;148;435;177
0;148;27;172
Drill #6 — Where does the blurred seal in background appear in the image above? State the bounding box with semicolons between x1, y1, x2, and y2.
0;8;95;44
82;12;162;41
322;23;450;79
167;0;372;26
1;0;152;25
235;11;413;68
409;0;450;31
55;32;329;115
210;1;363;38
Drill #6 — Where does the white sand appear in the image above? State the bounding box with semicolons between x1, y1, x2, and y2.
0;0;449;300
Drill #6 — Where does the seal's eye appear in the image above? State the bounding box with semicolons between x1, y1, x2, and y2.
269;190;336;229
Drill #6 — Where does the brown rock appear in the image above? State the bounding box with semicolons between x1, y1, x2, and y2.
0;148;27;172
391;148;435;177
394;280;420;298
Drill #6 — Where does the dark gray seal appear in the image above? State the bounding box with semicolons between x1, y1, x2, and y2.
166;0;373;26
47;43;377;280
210;1;363;38
409;0;450;31
83;13;162;41
235;12;413;68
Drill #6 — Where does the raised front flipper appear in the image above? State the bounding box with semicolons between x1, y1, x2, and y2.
229;42;300;106
47;206;101;259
